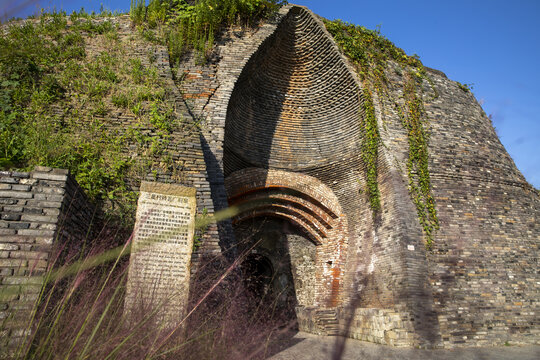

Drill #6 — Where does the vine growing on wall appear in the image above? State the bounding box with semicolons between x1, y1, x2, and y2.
360;86;381;212
324;19;439;247
398;76;439;248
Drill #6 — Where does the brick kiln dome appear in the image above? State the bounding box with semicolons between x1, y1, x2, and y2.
224;6;362;173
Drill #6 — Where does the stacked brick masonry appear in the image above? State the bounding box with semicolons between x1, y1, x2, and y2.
425;73;539;347
178;5;435;346
297;306;417;347
337;308;416;347
187;4;539;347
225;168;350;307
379;62;539;347
0;166;95;353
2;8;532;350
91;7;539;348
175;7;297;262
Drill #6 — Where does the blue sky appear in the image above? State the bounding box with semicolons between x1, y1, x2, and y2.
2;0;539;188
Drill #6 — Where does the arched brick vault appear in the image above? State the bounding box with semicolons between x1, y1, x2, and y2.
220;5;381;309
223;5;363;175
220;6;368;308
198;4;440;345
225;168;348;307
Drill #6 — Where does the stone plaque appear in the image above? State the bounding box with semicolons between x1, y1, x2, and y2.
125;182;196;326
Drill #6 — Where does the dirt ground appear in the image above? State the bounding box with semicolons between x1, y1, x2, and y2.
266;332;540;360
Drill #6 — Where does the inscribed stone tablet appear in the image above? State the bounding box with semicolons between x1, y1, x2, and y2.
125;182;196;326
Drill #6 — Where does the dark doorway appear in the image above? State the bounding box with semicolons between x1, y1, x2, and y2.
241;254;274;301
234;217;303;328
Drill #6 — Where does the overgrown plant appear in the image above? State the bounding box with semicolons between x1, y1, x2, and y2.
324;19;439;246
130;0;287;64
398;76;439;248
360;87;381;211
0;10;179;226
5;209;297;359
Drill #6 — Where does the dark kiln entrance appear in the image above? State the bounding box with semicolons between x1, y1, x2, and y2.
234;217;317;326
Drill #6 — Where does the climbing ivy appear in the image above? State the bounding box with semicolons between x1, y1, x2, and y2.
398;77;439;248
324;19;439;247
360;86;381;212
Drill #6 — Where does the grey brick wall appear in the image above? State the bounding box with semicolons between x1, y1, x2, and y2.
0;166;95;353
173;4;539;348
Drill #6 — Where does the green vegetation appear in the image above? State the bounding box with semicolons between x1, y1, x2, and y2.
0;10;177;226
0;1;289;225
130;0;287;65
324;20;439;247
399;77;439;248
457;81;474;92
360;87;381;212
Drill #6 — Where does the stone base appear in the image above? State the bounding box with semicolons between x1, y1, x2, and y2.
296;306;416;347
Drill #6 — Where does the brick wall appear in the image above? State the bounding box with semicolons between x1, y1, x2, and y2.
0;166;95;353
2;5;538;351
378;61;540;347
176;4;539;348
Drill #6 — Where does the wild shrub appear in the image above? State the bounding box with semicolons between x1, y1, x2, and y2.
0;10;180;226
130;0;288;64
9;215;297;359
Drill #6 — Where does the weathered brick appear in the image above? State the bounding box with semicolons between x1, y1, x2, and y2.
32;173;68;182
9;251;47;260
19;178;37;185
23;207;43;214
36;223;57;231
24;200;62;209
3;206;23;213
33;166;52;173
34;237;54;245
0;191;33;199
10;185;31;192
1;276;43;286
42;208;60;216
20;214;57;223
32;194;64;202
11;172;29;179
1;213;21;221
15;229;55;237
0;259;27;267
8;222;30;229
0;178;17;184
0;268;14;276
34;186;65;195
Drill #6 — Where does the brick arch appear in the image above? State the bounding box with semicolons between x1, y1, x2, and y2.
225;168;348;306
